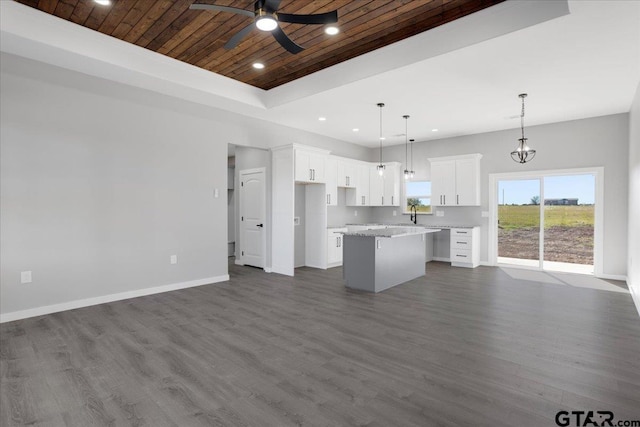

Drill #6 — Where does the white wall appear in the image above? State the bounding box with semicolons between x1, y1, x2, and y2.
371;114;630;277
628;83;640;313
0;53;367;320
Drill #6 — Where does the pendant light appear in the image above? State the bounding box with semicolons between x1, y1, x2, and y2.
409;139;415;178
403;115;410;180
511;93;536;164
376;103;385;176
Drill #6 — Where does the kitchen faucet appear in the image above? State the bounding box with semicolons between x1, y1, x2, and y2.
410;204;418;225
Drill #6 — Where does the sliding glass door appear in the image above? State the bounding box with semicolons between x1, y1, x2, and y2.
496;173;595;274
497;179;541;267
542;174;595;274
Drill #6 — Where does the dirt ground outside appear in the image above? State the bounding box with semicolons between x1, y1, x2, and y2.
498;226;594;264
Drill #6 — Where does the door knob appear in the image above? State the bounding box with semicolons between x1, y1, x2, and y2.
256;223;264;228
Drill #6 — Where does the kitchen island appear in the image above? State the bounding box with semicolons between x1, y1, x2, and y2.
341;227;441;293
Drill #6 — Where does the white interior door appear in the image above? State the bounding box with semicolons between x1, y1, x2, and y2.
240;168;266;268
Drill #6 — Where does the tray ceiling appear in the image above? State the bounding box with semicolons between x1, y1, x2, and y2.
15;0;504;90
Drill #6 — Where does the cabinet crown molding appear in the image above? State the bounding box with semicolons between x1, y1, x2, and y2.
428;153;483;163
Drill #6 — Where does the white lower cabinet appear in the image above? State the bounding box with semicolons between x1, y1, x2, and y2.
327;228;347;267
450;227;480;268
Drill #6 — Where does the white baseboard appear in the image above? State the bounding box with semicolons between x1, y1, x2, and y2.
479;261;493;266
596;273;627;281
235;259;244;266
264;267;272;273
627;277;640;318
0;275;229;324
432;257;451;263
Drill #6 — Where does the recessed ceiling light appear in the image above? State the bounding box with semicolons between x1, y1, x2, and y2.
432;129;439;132
325;26;339;35
252;62;265;69
318;117;327;121
352;128;359;132
94;0;111;5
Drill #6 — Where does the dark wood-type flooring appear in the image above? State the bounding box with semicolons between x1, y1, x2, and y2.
1;261;639;426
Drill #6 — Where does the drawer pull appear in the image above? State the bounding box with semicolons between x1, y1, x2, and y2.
456;241;467;244
456;254;467;258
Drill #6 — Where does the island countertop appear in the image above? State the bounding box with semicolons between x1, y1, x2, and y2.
340;227;441;238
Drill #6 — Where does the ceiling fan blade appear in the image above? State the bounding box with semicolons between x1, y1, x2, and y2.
272;26;304;54
224;22;255;50
189;3;254;18
277;10;338;25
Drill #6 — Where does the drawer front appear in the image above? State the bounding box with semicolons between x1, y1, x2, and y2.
451;228;472;237
451;236;472;250
451;248;472;262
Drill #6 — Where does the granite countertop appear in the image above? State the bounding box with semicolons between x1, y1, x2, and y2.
340;227;442;238
344;223;478;229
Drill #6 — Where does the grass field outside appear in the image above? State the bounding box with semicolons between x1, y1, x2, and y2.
498;205;594;265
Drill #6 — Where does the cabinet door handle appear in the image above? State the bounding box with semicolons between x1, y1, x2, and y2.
392;196;394;205
443;195;446;205
327;194;330;204
457;195;459;205
309;169;313;181
362;195;365;205
382;196;384;205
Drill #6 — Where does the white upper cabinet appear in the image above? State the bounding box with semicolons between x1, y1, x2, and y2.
369;165;384;206
337;159;358;188
346;163;370;206
325;156;338;206
382;162;400;206
429;154;482;206
294;147;327;183
368;162;400;206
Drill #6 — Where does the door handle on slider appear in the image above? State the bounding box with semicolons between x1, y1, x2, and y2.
256;223;264;228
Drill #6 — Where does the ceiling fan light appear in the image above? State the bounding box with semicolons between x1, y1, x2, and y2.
256;16;277;31
325;26;339;35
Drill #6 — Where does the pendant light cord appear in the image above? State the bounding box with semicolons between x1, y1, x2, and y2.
379;105;383;164
521;95;526;141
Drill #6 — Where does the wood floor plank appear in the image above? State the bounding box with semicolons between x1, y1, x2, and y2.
1;260;639;426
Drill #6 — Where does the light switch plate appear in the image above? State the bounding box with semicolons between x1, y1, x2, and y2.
436;211;444;217
354;210;358;217
393;210;397;216
481;211;489;217
170;255;177;264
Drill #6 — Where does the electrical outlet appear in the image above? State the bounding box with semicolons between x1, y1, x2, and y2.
354;210;358;217
436;211;444;217
21;271;32;284
214;188;219;198
481;211;489;218
170;255;177;265
393;210;397;216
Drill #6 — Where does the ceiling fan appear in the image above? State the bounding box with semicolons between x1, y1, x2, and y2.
190;0;338;54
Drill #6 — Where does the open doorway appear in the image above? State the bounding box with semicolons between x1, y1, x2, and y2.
490;168;603;275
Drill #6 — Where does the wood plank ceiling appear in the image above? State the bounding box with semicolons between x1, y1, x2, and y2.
16;0;504;90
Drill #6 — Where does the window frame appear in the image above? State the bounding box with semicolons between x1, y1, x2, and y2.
403;179;433;215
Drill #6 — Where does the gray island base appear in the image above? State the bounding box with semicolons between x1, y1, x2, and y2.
341;227;441;293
